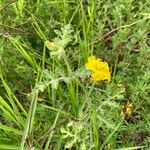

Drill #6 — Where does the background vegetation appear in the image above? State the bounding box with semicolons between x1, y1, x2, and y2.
0;0;150;149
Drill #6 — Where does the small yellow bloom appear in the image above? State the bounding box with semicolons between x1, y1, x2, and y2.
125;103;133;116
85;55;111;81
122;102;133;118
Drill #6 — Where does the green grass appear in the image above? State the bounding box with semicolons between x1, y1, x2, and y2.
0;0;150;149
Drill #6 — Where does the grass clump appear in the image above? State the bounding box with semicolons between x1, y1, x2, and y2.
0;0;150;149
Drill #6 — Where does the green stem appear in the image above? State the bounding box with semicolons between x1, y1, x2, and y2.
63;52;78;116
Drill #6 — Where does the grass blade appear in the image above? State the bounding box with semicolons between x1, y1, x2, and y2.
0;123;22;135
100;121;122;150
1;77;27;116
20;93;38;150
114;146;145;150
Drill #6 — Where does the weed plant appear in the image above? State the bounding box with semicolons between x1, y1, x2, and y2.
0;0;150;150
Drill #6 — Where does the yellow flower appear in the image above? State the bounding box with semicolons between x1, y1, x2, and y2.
125;103;133;116
85;55;111;81
121;102;133;120
91;70;111;81
85;56;102;71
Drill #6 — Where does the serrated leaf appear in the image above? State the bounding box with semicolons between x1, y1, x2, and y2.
64;138;77;149
32;81;51;94
60;127;67;134
80;143;86;150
